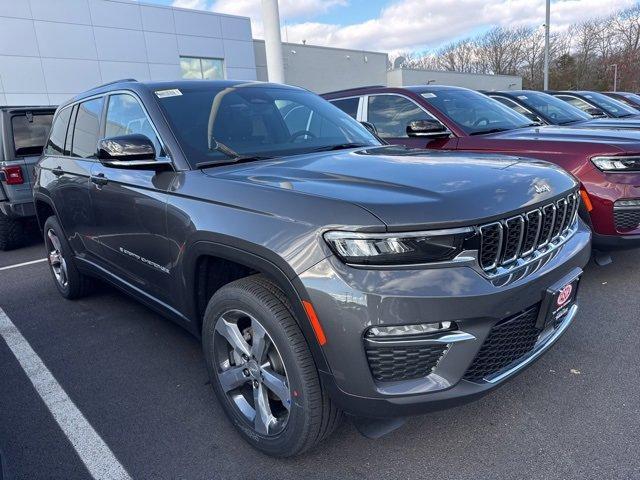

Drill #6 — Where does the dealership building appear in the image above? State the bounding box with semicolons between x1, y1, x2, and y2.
0;0;522;106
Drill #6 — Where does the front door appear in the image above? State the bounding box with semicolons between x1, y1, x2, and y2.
89;93;176;304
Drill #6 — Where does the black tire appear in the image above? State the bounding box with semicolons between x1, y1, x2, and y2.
43;216;92;299
202;274;341;457
0;212;24;251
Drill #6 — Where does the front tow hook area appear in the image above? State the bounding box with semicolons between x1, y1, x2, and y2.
593;249;613;266
348;415;407;439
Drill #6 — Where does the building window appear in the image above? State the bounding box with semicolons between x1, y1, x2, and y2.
180;56;224;80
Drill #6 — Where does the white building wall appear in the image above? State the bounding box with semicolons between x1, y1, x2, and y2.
0;0;256;106
387;68;522;90
254;40;388;94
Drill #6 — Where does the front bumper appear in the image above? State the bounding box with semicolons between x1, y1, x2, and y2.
298;221;591;417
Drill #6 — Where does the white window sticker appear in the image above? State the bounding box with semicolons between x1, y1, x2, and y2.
421;93;437;99
155;89;182;98
517;95;529;100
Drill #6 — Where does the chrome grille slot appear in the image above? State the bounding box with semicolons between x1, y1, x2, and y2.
538;204;556;248
479;222;503;270
478;192;579;274
501;216;525;264
521;210;542;257
551;198;567;241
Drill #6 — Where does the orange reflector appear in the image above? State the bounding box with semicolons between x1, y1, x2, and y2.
580;189;593;212
302;301;327;346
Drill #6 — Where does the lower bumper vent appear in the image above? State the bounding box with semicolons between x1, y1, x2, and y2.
366;343;448;382
463;304;541;382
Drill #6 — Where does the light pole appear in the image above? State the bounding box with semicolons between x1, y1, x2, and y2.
543;0;550;90
261;0;285;84
610;64;618;92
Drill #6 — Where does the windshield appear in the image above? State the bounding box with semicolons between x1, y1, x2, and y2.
616;92;640;107
582;92;640;118
155;83;380;167
515;91;591;125
420;89;534;134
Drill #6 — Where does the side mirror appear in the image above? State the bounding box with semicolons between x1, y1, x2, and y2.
360;121;378;135
97;134;170;169
406;119;450;138
585;107;607;118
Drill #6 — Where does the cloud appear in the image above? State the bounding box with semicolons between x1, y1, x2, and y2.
172;0;637;52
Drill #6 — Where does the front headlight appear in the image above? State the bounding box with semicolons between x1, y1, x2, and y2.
324;228;476;265
591;155;640;171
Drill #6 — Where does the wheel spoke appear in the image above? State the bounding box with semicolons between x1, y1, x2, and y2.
47;230;61;252
215;317;251;357
218;366;248;392
261;367;291;411
253;383;275;435
250;318;268;362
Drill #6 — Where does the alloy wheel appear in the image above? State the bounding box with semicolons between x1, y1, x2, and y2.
214;309;292;436
47;229;68;288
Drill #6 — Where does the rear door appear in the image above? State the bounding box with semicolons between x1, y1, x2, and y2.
43;98;104;259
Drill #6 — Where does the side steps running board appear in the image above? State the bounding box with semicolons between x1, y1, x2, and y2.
349;415;406;439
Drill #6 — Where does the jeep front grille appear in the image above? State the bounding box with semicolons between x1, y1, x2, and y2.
478;192;579;272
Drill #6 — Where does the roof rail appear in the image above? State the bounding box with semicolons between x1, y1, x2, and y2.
89;78;138;91
322;84;386;95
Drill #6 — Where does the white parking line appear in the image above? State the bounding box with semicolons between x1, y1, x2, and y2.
0;308;132;480
0;258;47;272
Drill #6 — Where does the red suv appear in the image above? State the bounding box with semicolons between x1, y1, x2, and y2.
323;85;640;252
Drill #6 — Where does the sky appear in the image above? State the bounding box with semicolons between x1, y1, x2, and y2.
148;0;639;53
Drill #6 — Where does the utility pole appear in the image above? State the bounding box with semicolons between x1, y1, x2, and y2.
261;0;285;84
543;0;550;90
611;64;618;91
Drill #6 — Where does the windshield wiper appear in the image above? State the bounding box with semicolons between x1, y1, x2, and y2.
309;143;370;152
469;127;512;136
196;139;272;169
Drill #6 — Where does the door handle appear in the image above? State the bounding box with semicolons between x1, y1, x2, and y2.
52;166;64;177
90;173;108;186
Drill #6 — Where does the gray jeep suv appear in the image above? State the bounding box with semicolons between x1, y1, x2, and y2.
0;106;55;249
34;79;591;457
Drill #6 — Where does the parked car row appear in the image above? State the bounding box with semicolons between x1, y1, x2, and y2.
1;79;638;457
324;85;640;258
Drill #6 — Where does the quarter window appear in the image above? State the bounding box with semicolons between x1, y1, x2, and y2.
45;108;71;156
105;94;162;156
71;97;104;159
367;95;433;138
180;56;224;80
492;96;531;116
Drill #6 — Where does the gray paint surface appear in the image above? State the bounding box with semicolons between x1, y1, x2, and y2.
0;0;256;106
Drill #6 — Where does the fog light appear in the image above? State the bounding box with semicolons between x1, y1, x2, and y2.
366;321;454;338
615;199;640;207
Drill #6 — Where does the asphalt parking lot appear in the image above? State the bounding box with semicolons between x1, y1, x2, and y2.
1;241;639;480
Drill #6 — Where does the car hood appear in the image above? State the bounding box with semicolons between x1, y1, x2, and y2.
484;125;640;151
577;118;640;130
203;146;577;230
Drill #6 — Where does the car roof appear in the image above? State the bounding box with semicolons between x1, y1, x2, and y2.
62;79;306;108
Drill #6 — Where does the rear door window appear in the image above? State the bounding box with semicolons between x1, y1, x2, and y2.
12;113;54;156
71;97;104;159
330;97;359;119
557;95;593;112
45;107;72;156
